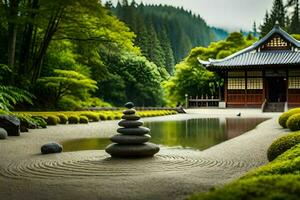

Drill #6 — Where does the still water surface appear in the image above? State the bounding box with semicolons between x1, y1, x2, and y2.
62;118;268;152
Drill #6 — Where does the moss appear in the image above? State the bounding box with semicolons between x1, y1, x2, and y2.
267;132;300;161
79;116;89;124
31;116;47;128
189;175;300;200
279;108;300;128
68;115;80;124
56;114;68;124
47;115;59;126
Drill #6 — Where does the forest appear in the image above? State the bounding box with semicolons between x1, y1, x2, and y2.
1;0;300;111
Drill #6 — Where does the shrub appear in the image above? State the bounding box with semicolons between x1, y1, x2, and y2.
279;108;300;128
56;114;68;124
80;112;99;122
68;115;80;124
47;115;59;125
79;116;89;124
32;116;47;128
98;114;107;121
106;115;112;120
267;131;300;161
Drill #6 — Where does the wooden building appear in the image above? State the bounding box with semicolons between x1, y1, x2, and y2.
199;23;300;112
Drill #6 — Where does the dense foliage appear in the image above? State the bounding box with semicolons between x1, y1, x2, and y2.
163;32;257;105
278;108;300;128
111;1;214;73
0;0;169;109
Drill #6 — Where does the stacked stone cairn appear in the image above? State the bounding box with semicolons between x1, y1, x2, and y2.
105;102;160;158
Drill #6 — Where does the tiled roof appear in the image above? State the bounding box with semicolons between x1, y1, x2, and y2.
206;51;300;68
198;24;300;69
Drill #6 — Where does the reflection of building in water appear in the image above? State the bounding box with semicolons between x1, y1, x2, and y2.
224;118;267;139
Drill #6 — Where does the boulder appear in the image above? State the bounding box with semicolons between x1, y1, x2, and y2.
0;115;20;136
41;143;63;154
0;128;7;139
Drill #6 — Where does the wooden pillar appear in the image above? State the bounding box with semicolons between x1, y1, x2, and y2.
263;70;266;102
224;72;228;104
245;70;247;107
286;69;289;105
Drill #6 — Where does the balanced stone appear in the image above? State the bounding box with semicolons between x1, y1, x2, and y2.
105;143;160;158
118;120;143;128
41;143;63;154
117;127;150;135
110;134;151;144
0;128;7;139
0;115;20;136
122;114;140;121
123;109;136;115
125;102;134;109
105;102;160;158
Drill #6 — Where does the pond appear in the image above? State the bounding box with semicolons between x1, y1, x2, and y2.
62;117;268;152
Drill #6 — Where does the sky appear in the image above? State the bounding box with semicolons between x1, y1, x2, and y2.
106;0;275;31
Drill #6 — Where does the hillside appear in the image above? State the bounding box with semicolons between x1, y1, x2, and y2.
110;2;216;74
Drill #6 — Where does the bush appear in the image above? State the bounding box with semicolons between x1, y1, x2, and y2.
189;175;300;200
56;114;68;124
98;113;107;121
267;131;300;161
68;115;80;124
32;116;47;128
47;115;59;125
79;116;89;124
80;112;99;122
106;115;112;120
279;108;300;128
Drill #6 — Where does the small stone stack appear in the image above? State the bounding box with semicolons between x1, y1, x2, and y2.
105;102;160;158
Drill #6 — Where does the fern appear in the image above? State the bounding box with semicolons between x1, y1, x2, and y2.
0;86;34;111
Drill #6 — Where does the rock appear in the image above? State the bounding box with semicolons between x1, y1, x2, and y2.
125;102;134;109
0;128;7;139
121;114;141;121
105;143;160;158
41;143;63;154
20;126;29;132
118;120;143;128
0;115;20;136
123;109;136;115
117;127;150;135
110;134;151;144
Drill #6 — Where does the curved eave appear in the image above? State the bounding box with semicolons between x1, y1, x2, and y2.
198;25;300;68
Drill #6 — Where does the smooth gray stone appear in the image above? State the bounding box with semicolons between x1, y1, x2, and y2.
118;120;143;128
105;143;160;158
0;128;7;139
125;102;134;109
123;109;136;115
0;115;20;136
41;143;63;154
122;114;140;121
110;134;151;144
117;127;150;135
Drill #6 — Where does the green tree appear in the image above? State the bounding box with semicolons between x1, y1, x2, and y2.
290;0;300;34
38;69;98;108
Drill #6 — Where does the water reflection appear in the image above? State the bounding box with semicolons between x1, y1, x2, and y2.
62;118;268;152
145;118;268;150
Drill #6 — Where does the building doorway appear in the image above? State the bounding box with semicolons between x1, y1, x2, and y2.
267;77;287;102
